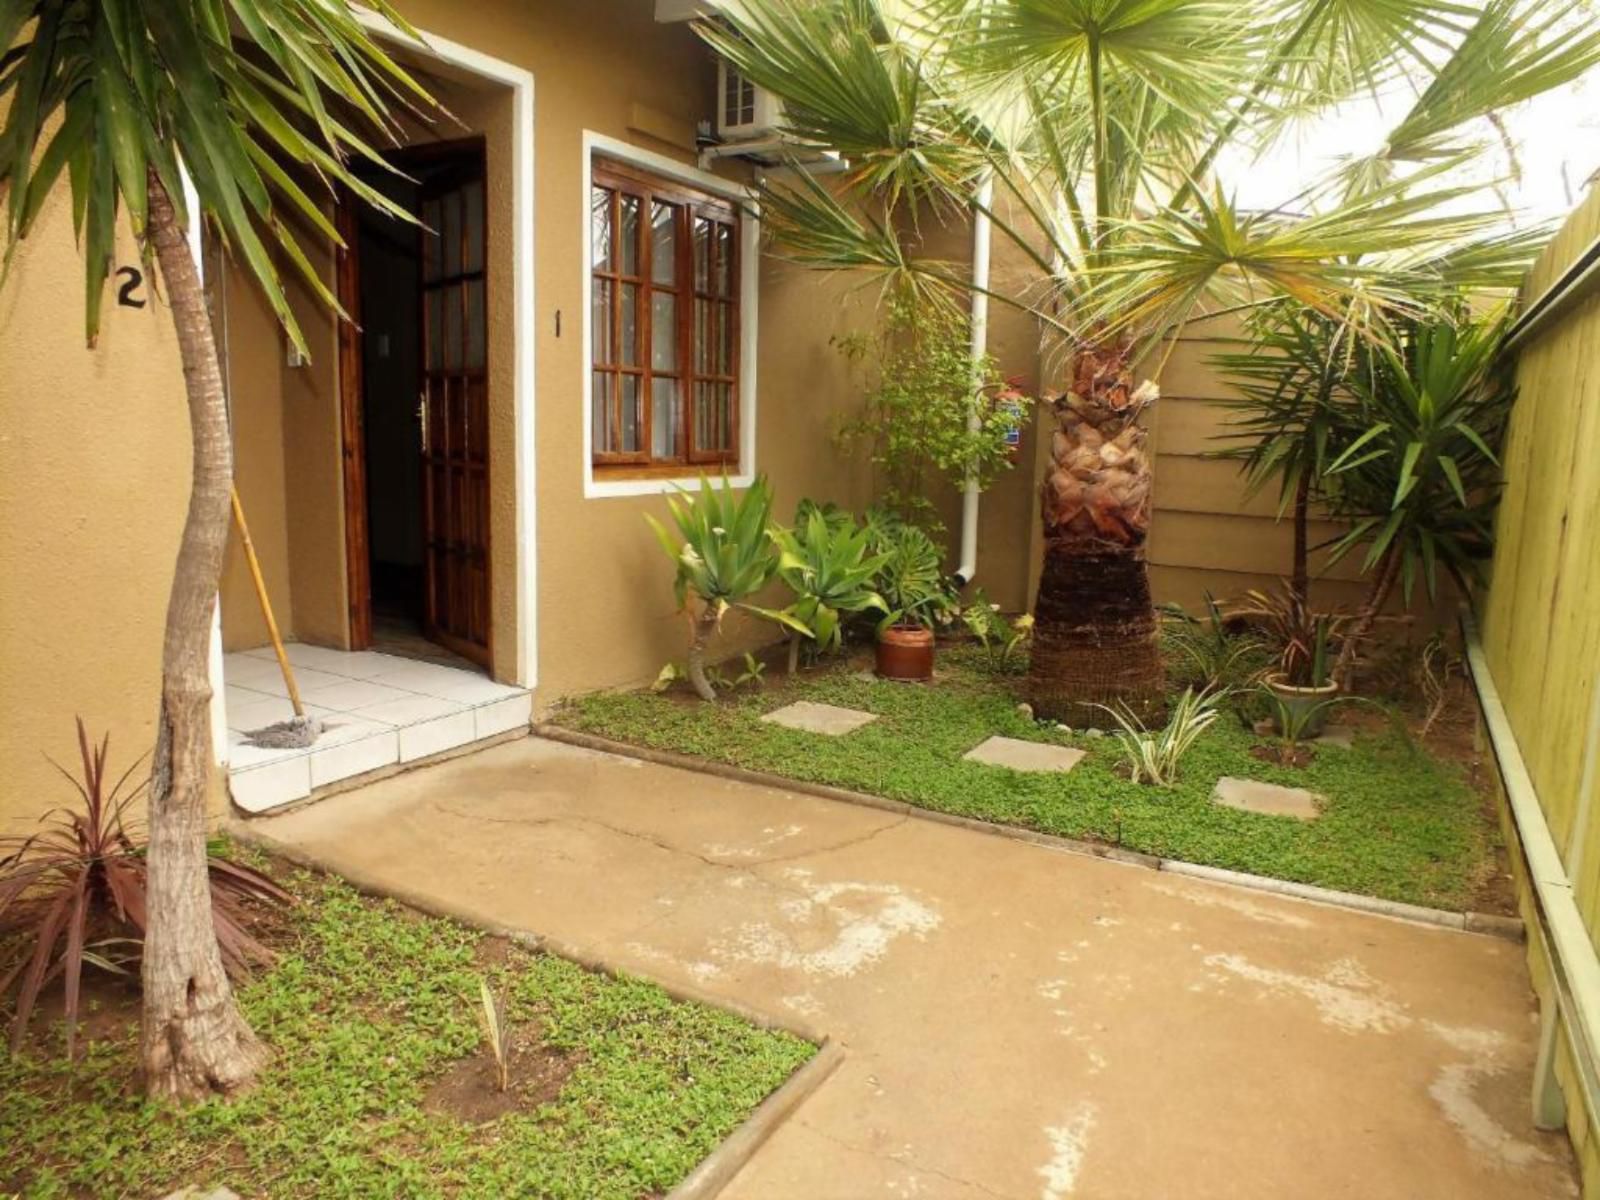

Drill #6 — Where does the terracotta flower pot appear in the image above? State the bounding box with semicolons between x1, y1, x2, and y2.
1265;673;1339;737
876;625;935;681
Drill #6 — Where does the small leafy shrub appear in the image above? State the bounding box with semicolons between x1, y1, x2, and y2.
1101;688;1227;787
774;503;889;671
0;721;289;1057
645;474;809;701
654;651;766;695
1159;593;1270;691
867;514;956;632
961;589;1034;672
477;977;513;1093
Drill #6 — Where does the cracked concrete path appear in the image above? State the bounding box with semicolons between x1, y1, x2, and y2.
244;737;1575;1199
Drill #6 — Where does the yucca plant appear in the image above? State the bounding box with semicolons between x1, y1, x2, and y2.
646;474;810;701
0;0;429;1097
0;721;289;1060
1101;688;1227;788
700;0;1600;726
774;505;889;673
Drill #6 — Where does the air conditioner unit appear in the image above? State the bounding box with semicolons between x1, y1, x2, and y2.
716;58;783;141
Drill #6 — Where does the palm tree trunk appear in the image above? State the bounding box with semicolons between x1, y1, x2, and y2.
686;605;721;702
1290;469;1311;608
1335;544;1400;686
1027;341;1166;725
139;170;268;1100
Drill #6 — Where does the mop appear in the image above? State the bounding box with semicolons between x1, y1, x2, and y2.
232;488;325;749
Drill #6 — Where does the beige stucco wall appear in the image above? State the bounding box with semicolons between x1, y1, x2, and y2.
0;187;193;833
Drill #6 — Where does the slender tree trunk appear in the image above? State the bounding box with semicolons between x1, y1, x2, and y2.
686;605;721;702
1335;544;1401;686
1290;469;1310;608
1027;341;1166;725
140;170;269;1100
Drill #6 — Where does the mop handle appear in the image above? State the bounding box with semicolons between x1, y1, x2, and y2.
229;487;305;718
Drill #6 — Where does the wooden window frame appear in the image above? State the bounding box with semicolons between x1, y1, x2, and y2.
590;157;741;477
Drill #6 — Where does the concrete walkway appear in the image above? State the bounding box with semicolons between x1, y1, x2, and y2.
242;737;1575;1199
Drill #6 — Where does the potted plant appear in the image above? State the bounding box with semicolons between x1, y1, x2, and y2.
868;519;952;681
1241;586;1345;737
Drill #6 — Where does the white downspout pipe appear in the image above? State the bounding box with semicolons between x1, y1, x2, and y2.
953;171;993;588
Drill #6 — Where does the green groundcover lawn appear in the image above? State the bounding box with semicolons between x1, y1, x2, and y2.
1;870;814;1200
557;646;1499;911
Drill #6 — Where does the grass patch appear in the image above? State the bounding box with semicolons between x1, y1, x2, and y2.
556;647;1496;911
1;869;814;1199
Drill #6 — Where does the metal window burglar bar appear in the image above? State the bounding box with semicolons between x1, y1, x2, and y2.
1461;611;1600;1138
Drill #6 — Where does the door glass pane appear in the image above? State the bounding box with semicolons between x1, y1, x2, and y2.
592;371;613;453
620;374;641;452
466;280;486;369
591;187;613;270
620;194;641;277
714;221;733;296
442;192;461;277
592;278;612;365
651;201;678;285
693;217;711;291
620;283;639;366
652;377;681;459
443;284;462;369
427;290;444;369
464;181;484;272
651;292;677;371
422;199;442;281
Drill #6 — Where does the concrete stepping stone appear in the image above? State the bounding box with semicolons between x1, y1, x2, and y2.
962;735;1086;773
760;701;878;736
1212;776;1321;821
1312;724;1356;749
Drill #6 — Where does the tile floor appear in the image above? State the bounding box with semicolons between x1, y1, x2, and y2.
224;642;531;814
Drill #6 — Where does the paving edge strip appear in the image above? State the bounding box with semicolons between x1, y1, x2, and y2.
223;817;843;1200
534;724;1525;944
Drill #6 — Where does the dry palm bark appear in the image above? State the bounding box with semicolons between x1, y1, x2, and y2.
1028;341;1166;725
139;171;270;1099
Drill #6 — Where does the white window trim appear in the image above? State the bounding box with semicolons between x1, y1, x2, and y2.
581;130;759;499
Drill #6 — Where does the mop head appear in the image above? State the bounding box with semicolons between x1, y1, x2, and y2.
244;715;325;750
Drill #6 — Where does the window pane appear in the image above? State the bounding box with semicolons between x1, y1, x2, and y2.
620;194;641;276
694;217;711;292
464;181;485;272
620;283;639;366
422;199;442;281
651;202;679;285
714;221;733;297
694;380;710;452
716;301;733;375
651;292;677;371
620;374;642;452
591;187;613;270
426;290;442;369
466;279;486;369
694;297;710;374
592;278;612;365
592;371;614;452
443;283;462;369
442;192;461;277
652;376;681;459
715;382;734;450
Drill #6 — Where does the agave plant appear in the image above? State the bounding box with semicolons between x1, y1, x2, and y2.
774;505;889;673
646;475;809;701
0;722;289;1059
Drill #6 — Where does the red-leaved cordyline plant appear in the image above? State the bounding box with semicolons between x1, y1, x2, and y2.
0;721;290;1059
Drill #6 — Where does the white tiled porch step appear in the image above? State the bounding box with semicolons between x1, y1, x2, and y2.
224;646;532;814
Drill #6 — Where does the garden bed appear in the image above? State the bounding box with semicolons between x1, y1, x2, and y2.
0;862;815;1199
555;645;1509;913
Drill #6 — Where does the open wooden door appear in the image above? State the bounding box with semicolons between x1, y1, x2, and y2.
418;155;491;667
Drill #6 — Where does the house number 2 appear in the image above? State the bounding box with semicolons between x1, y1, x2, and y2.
116;265;147;309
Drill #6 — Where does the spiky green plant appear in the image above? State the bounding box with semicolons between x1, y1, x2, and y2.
646;475;809;701
1101;687;1228;787
774;506;889;673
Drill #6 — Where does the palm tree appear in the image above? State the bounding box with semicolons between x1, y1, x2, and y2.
0;0;429;1099
699;0;1600;724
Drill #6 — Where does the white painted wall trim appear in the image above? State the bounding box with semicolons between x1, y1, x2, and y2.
580;130;760;499
355;15;540;689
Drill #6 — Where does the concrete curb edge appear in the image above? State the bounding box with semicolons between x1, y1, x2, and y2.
534;724;1525;944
